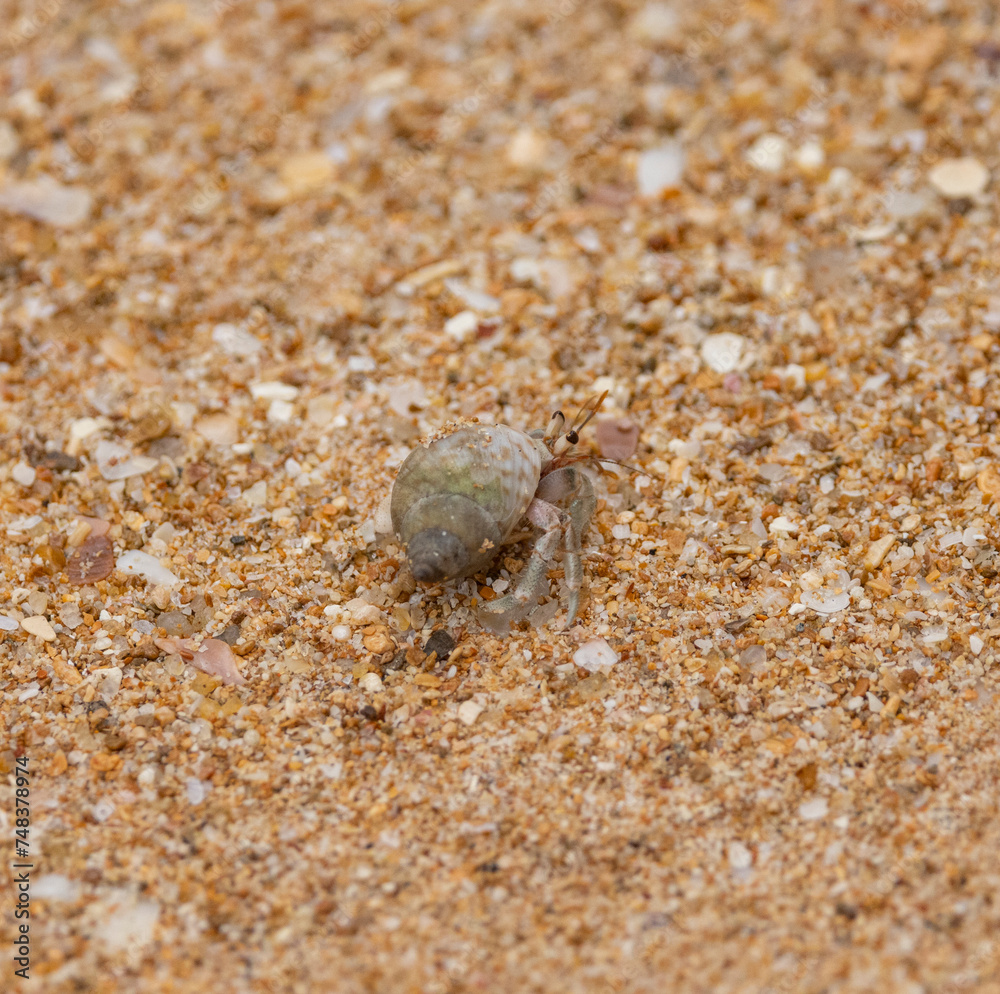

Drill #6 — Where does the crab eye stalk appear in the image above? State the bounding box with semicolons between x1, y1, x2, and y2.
566;430;579;445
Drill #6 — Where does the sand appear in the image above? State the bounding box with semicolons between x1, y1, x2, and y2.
2;1;1000;991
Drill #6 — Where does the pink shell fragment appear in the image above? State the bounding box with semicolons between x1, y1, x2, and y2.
595;418;640;462
79;516;112;537
154;636;247;686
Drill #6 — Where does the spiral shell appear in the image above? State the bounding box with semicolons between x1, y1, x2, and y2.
390;424;546;582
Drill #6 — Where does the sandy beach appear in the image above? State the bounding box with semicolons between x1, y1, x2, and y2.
2;1;1000;990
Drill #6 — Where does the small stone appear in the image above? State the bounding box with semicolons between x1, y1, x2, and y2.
457;700;484;726
888;24;949;74
595;418;640;462
636;141;685;197
51;657;82;686
250;380;300;402
444;310;480;341
12;462;35;486
768;516;799;535
359;671;384;694
345;598;382;624
629;2;679;42
212;323;262;357
929;157;989;199
185;777;209;805
700;332;745;374
0;615;19;632
95;440;158;481
362;632;395;655
67;535;114;584
47;751;68;777
798;798;828;821
195;414;239;446
746;134;790;173
0;120;19;161
970;634;984;656
800;588;851;615
116;551;181;586
727;841;753;871
506;128;549;170
573;639;619;674
976;466;1000;497
278;151;335;198
0;175;93;228
423;629;456;662
153;637;247;686
21;615;55;640
95;666;123;700
864;535;896;571
794;141;825;172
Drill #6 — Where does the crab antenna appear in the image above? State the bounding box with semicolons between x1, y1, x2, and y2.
568;390;609;435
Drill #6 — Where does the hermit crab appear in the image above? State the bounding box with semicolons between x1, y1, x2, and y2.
390;396;608;632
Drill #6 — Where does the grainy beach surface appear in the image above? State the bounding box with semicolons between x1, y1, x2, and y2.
2;1;1000;991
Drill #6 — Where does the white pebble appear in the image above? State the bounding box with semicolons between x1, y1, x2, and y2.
32;874;80;902
345;598;382;624
768;516;799;535
727;841;753;870
921;625;948;644
185;777;209;805
636;141;685;197
573;638;619;674
629;3;678;42
700;332;745;374
746;133;790;173
0;615;19;632
91;799;115;823
457;700;484;726
95;439;158;481
18;683;40;702
929;157;989;198
331;624;351;641
866;692;884;713
94;666;123;700
506;127;548;169
267;399;295;424
243;480;268;506
116;551;181;586
12;462;35;486
795;141;825;171
250;380;299;402
0;175;92;227
212;322;262;357
611;524;632;540
21;615;56;641
444;309;480;341
360;671;384;694
970;634;984;656
798;798;828;821
799;589;851;615
443;279;500;313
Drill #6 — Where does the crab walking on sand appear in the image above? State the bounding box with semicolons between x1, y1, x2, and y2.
390;396;607;632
